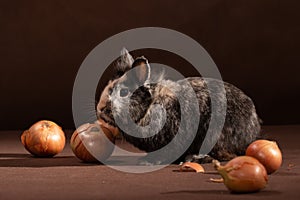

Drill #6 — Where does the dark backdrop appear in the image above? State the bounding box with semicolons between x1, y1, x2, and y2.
0;0;299;130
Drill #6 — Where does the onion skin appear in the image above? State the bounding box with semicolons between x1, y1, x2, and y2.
180;162;205;173
246;140;282;174
214;156;268;193
70;128;97;162
21;120;66;157
70;123;115;163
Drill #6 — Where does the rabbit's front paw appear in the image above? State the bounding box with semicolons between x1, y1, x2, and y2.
138;155;164;166
184;154;214;164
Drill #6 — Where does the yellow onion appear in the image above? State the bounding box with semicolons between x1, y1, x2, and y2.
21;120;66;157
70;122;116;163
246;139;282;174
213;156;268;193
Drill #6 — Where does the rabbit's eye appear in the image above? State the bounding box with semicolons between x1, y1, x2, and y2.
120;88;129;97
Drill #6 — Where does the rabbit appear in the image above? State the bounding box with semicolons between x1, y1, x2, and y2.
97;48;262;165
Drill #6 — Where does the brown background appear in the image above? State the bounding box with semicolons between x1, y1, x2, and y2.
0;0;299;130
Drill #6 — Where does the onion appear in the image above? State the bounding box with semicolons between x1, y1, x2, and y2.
246;139;282;174
213;156;268;193
21;120;66;157
70;122;116;163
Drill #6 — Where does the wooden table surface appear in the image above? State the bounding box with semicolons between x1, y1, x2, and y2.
0;126;299;200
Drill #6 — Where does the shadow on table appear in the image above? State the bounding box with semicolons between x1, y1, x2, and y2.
162;189;282;196
0;154;142;167
0;153;98;167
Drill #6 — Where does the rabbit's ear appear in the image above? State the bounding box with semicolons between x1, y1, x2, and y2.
116;48;134;77
131;56;151;84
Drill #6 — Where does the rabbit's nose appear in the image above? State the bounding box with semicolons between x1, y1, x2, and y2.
97;103;107;114
96;104;105;117
97;102;112;116
97;106;103;114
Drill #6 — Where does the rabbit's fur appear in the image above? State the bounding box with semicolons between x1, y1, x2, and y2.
97;49;261;164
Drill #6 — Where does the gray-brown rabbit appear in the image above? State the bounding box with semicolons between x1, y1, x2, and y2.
97;49;261;165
